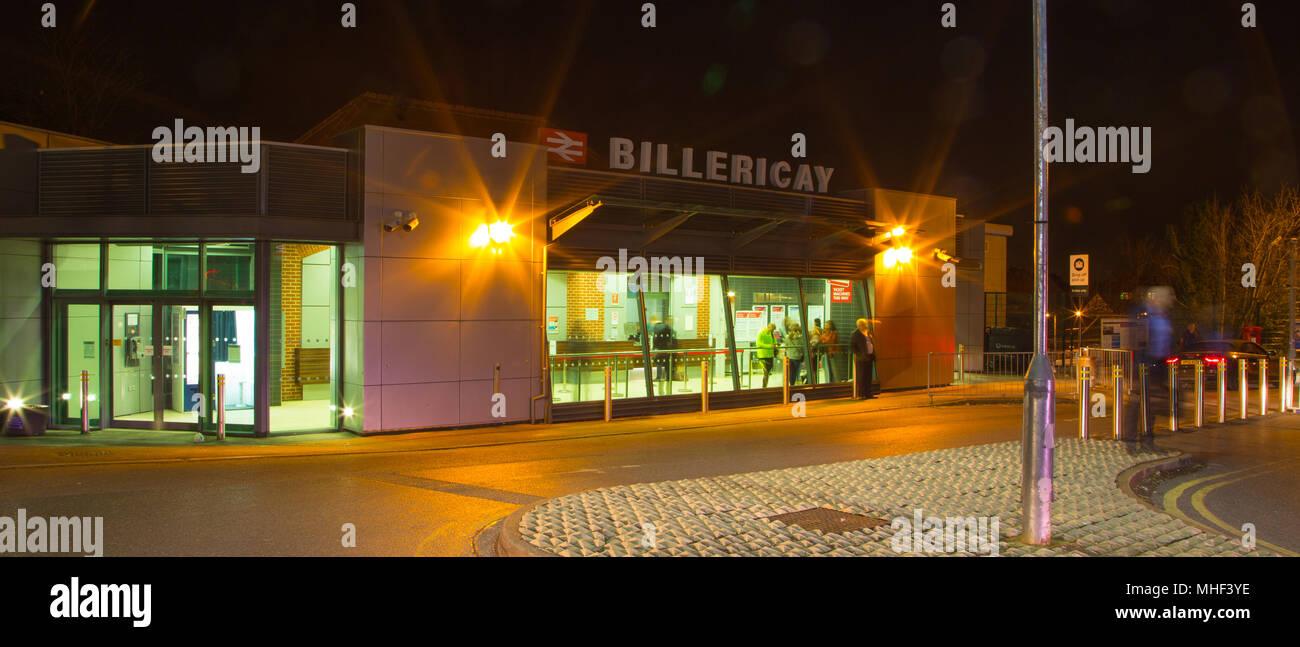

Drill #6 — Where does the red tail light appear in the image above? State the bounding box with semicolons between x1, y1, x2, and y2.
1204;356;1224;365
1166;357;1180;365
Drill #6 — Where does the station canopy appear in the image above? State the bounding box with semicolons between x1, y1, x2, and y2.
543;168;894;276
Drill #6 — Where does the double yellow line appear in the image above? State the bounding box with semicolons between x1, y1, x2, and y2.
1161;459;1299;556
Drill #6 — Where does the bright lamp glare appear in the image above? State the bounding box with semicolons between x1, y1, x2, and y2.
890;226;905;237
342;406;355;418
4;398;22;410
896;246;912;264
883;248;898;268
488;221;514;244
469;224;491;248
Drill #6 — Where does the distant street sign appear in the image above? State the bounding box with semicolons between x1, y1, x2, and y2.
540;128;587;164
1069;254;1089;287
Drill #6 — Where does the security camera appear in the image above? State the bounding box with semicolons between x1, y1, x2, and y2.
383;220;401;232
402;214;419;231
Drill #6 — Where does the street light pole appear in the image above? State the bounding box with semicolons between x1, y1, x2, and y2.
1021;0;1055;546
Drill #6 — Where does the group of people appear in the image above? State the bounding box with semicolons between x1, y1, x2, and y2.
754;317;876;398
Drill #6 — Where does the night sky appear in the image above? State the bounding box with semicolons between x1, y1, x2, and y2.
2;0;1298;286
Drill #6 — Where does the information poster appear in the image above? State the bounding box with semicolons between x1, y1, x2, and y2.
830;280;853;303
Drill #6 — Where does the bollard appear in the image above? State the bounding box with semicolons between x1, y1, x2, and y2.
1167;361;1178;432
603;366;612;422
1078;364;1091;439
1280;357;1289;411
1139;364;1150;437
216;373;226;441
1260;359;1268;416
1194;360;1204;428
80;370;90;434
957;343;964;382
783;356;791;404
852;358;859;400
701;361;710;413
1239;360;1248;420
1218;361;1227;423
1113;365;1124;440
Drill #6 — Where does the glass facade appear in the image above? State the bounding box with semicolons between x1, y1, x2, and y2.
268;244;337;431
44;240;340;435
800;278;873;385
107;243;201;292
547;269;873;402
545;270;646;404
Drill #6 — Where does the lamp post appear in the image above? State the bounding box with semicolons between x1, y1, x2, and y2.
1021;0;1054;547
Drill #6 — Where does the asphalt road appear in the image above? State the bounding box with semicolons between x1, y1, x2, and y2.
1150;414;1300;556
0;402;1030;556
4;397;1296;557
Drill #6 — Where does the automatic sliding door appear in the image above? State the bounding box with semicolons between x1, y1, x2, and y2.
109;304;155;428
158;304;199;429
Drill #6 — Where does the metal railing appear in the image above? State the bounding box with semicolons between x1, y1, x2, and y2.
926;350;1079;404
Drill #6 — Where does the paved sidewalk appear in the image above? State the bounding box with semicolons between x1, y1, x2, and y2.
0;389;957;469
500;439;1278;557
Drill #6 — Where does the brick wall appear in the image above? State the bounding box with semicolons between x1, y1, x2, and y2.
565;272;604;341
279;243;331;401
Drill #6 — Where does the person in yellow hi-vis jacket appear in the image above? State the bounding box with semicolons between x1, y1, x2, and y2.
756;323;776;388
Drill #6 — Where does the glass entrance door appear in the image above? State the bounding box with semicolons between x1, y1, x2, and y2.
109;302;199;430
52;302;102;428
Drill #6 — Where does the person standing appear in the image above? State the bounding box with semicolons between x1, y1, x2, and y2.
850;318;875;399
808;319;822;384
785;322;806;386
756;323;776;388
821;321;839;382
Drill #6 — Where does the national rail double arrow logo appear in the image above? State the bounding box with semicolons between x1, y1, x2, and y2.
541;128;587;164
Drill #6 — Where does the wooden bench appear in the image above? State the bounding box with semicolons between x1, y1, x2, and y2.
296;347;331;384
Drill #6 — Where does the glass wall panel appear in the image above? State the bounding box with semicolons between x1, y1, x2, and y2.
52;244;100;290
205;242;256;294
545;270;645;403
268;244;337;431
211;304;255;429
726;276;804;389
108;243;199;291
640;271;731;396
801;278;872;384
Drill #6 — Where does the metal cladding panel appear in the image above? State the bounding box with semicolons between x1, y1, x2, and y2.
149;161;258;215
732;190;807;215
643;177;731;206
38;148;146;216
732;255;808;275
811;197;870;220
268;146;348;219
548;168;640;205
809;258;871;277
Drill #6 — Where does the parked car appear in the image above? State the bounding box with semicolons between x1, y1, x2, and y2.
1173;339;1275;390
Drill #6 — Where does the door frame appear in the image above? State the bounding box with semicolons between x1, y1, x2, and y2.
105;300;203;431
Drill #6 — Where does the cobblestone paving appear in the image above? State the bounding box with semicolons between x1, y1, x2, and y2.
517;439;1277;557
